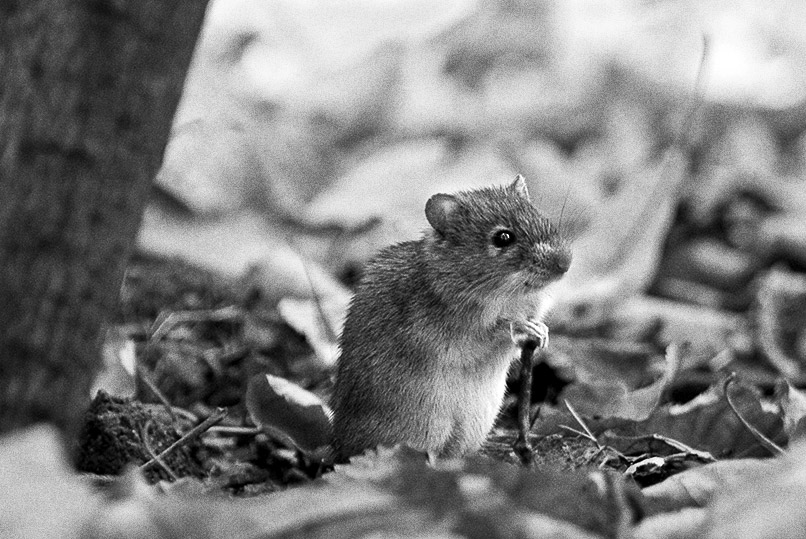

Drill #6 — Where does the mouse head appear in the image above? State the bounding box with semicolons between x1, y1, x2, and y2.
425;175;571;297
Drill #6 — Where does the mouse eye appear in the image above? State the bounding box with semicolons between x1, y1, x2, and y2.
492;229;516;248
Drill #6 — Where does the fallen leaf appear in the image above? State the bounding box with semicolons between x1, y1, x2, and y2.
756;266;806;380
91;327;137;399
759;213;806;268
536;378;786;461
277;297;342;369
331;445;641;538
245;373;332;453
611;295;750;360
705;440;806;539
549;149;688;323
641;459;774;515
634;507;709;539
138;202;351;307
613;433;716;486
774;379;806;442
558;343;680;421
639;381;785;459
0;426;98;539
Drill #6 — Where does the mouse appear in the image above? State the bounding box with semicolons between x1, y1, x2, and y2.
331;175;571;459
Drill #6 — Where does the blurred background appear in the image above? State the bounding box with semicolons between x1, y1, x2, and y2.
140;0;806;373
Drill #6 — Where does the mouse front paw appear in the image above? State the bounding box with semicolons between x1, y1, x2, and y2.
510;319;549;348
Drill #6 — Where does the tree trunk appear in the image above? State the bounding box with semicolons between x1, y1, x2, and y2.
0;0;209;439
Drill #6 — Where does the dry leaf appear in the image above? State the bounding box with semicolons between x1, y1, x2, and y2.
536;379;785;461
245;374;332;452
91;327;137;399
774;379;806;441
0;426;98;539
612;295;749;359
640;382;785;459
550;150;689;325
138;203;351;306
705;440;806;539
756;266;806;379
558;343;680;421
331;445;640;538
634;507;709;539
277;297;341;368
642;458;774;515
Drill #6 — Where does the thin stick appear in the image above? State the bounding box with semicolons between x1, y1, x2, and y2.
514;341;538;466
140;407;228;472
207;425;261;436
564;399;603;449
140;420;178;480
559;425;598;444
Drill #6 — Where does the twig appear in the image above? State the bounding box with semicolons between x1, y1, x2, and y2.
514;341;538;466
564;399;603;449
141;407;228;472
582;445;607;466
646;433;715;463
207;425;262;436
723;374;784;457
140;420;178;481
559;424;597;443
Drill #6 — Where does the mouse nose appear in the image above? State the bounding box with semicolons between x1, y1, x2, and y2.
550;247;572;276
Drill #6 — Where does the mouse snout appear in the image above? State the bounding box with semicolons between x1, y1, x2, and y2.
550;247;572;276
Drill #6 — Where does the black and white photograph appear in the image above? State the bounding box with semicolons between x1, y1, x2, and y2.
2;1;806;537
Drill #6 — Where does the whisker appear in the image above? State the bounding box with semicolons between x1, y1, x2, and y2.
558;180;572;230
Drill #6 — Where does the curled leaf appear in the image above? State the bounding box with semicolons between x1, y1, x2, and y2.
245;374;333;453
560;343;681;421
756;267;806;380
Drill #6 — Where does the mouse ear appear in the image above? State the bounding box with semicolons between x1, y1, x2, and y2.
510;174;531;201
425;193;459;235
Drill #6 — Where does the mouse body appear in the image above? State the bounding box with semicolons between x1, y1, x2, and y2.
332;176;571;458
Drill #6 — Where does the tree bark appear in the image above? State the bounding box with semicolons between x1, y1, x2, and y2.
0;0;209;438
